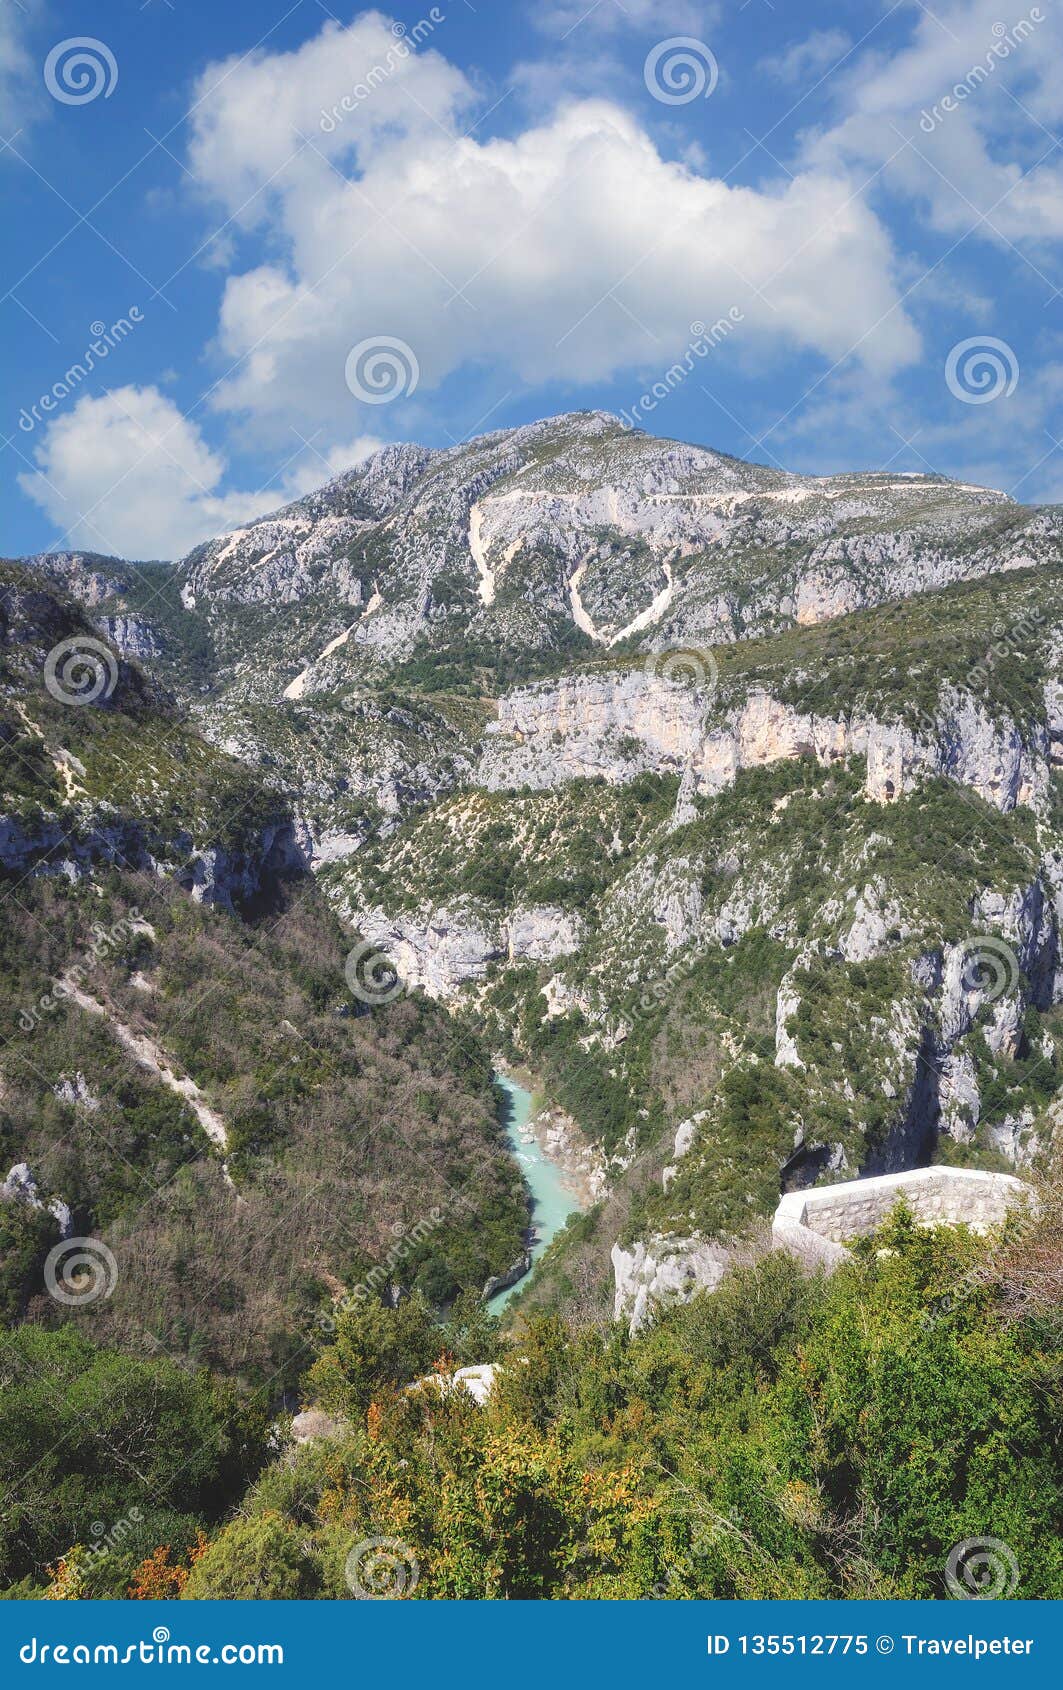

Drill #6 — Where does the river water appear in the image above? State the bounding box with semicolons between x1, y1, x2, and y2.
488;1072;582;1312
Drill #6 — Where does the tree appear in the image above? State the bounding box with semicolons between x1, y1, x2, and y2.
307;1293;442;1419
181;1514;317;1600
0;1326;267;1586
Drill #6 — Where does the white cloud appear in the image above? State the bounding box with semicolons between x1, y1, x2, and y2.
801;0;1063;244
186;11;473;209
17;386;381;559
181;16;919;447
760;30;852;87
534;0;720;36
0;2;40;133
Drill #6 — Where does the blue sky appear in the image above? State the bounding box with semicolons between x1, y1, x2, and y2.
2;0;1062;559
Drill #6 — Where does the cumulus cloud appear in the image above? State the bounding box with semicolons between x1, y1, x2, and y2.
181;13;919;447
801;0;1063;244
17;386;381;559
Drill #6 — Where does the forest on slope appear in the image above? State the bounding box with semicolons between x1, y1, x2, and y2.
3;416;1063;1598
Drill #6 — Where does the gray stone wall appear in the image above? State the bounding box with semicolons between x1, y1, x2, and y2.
772;1166;1032;1266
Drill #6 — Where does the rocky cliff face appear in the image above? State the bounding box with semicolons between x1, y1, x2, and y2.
0;566;306;912
480;672;1049;814
80;411;1051;711
611;1235;733;1335
353;901;585;999
0;808;307;915
9;413;1063;1340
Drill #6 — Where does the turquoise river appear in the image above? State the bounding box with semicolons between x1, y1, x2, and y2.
488;1073;583;1311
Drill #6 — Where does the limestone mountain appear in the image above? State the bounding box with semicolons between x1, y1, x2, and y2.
8;411;1063;1330
34;411;1062;856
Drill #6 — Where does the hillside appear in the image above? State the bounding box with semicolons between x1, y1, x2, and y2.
0;564;526;1381
4;412;1063;1597
11;415;1063;1329
36;412;1062;859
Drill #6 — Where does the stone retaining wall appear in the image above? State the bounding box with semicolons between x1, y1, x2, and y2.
772;1166;1032;1271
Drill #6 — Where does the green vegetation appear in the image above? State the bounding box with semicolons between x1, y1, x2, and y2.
331;775;679;917
0;871;526;1382
0;1325;265;1593
30;1201;1050;1602
3;465;1063;1604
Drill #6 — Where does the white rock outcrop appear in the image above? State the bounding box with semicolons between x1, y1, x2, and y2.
353;902;583;1000
662;1110;705;1190
611;1233;731;1335
2;1162;73;1236
289;1409;348;1444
